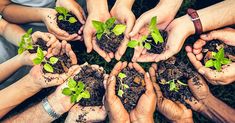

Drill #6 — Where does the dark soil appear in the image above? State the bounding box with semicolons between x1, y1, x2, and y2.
156;57;198;106
43;54;72;74
147;30;168;54
28;39;48;53
96;24;124;53
115;68;146;112
57;12;82;34
73;65;105;106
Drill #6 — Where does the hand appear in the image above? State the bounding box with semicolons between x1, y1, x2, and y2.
105;61;130;123
40;8;79;41
186;44;235;85
65;105;106;123
130;70;156;123
133;15;195;62
149;64;193;122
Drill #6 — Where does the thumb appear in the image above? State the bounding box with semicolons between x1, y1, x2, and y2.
154;50;174;62
125;16;135;38
129;18;146;37
71;8;85;24
83;30;93;53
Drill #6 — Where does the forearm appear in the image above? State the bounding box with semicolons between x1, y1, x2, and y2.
114;0;135;9
155;0;183;17
2;4;45;23
200;93;235;122
86;0;108;14
0;55;24;82
0;74;41;118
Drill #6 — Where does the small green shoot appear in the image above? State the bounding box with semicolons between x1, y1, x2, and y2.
55;7;77;24
62;78;90;103
127;16;163;50
92;18;126;40
205;48;231;71
166;79;187;92
18;28;33;54
117;72;129;97
33;47;59;73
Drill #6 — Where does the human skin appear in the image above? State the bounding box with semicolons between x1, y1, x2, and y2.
134;0;235;62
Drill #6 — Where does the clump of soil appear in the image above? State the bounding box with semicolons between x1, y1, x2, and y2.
43;54;72;74
115;68;146;112
57;12;82;34
147;30;168;54
156;57;198;105
202;40;235;64
73;64;105;106
28;39;48;53
96;24;124;53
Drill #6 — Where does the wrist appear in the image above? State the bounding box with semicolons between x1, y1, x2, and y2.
40;8;56;22
25;74;43;91
176;14;195;35
200;92;215;107
16;54;26;66
87;0;109;14
172;117;193;123
113;0;134;9
47;93;68;115
131;117;154;123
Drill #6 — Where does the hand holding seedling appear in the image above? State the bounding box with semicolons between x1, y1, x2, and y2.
149;64;193;123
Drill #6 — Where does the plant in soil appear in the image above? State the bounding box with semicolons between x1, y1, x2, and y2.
62;78;91;103
18;28;48;54
72;63;106;106
92;18;126;53
127;16;167;54
115;67;146;112
156;57;199;106
55;7;82;34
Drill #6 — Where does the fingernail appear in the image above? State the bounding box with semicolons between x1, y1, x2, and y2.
146;72;150;78
198;69;205;75
201;34;207;38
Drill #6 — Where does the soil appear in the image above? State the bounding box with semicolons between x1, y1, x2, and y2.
156;57;198;106
115;68;146;112
42;54;72;74
96;24;124;53
202;40;235;64
28;39;48;53
73;65;105;106
57;12;82;34
146;30;168;54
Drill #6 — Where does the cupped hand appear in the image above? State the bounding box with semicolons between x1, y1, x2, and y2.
149;64;193;122
105;61;130;123
186;45;235;85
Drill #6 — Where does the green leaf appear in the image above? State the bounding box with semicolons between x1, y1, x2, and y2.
96;32;103;40
33;58;43;65
81;90;91;98
58;15;64;20
37;47;44;59
149;16;157;30
212;52;217;57
140;35;147;42
68;17;77;23
123;84;129;89
18;47;25;54
43;63;54;73
62;88;72;96
214;60;222;71
215;48;224;60
55;7;68;15
77;81;85;92
221;58;231;65
71;94;78;103
68;78;77;88
127;40;139;48
169;81;178;92
49;57;59;65
205;59;214;68
151;32;163;44
144;42;151;50
118;72;126;79
112;24;126;36
177;80;187;86
27;28;33;35
92;20;104;33
118;90;124;97
76;94;83;102
105;18;116;29
27;45;34;50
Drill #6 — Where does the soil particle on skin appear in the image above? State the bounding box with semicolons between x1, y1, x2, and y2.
156;57;198;106
28;39;48;53
76;112;88;123
96;24;124;53
146;30;168;54
57;12;82;35
115;68;146;112
73;65;105;106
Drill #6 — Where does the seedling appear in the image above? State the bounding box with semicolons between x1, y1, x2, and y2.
92;18;126;40
205;48;231;71
128;16;163;50
18;28;33;54
62;78;91;103
164;79;187;92
33;47;59;73
55;7;77;24
117;72;129;97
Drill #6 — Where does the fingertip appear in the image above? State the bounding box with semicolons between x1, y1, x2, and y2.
185;46;192;53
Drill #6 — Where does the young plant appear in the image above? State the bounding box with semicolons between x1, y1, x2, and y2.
117;72;129;97
62;78;91;103
128;16;163;50
165;79;187;92
18;28;33;54
33;47;59;73
92;18;126;40
55;7;77;24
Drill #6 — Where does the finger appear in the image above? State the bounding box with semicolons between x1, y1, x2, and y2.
175;101;187;110
48;23;69;37
198;67;223;83
128;62;133;69
155;50;175;62
70;35;82;41
49;30;77;41
124;16;135;37
187;52;203;70
129;17;146;37
132;46;144;62
149;67;156;82
193;48;202;55
115;37;128;60
200;30;223;41
136;53;157;62
71;8;85;24
196;53;203;61
185;46;193;53
133;63;145;74
65;43;77;64
51;41;62;56
46;33;58;47
61;40;67;55
185;97;203;112
107;76;116;96
83;29;93;53
144;72;154;92
153;82;163;98
110;61;123;76
103;74;109;90
193;39;206;49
